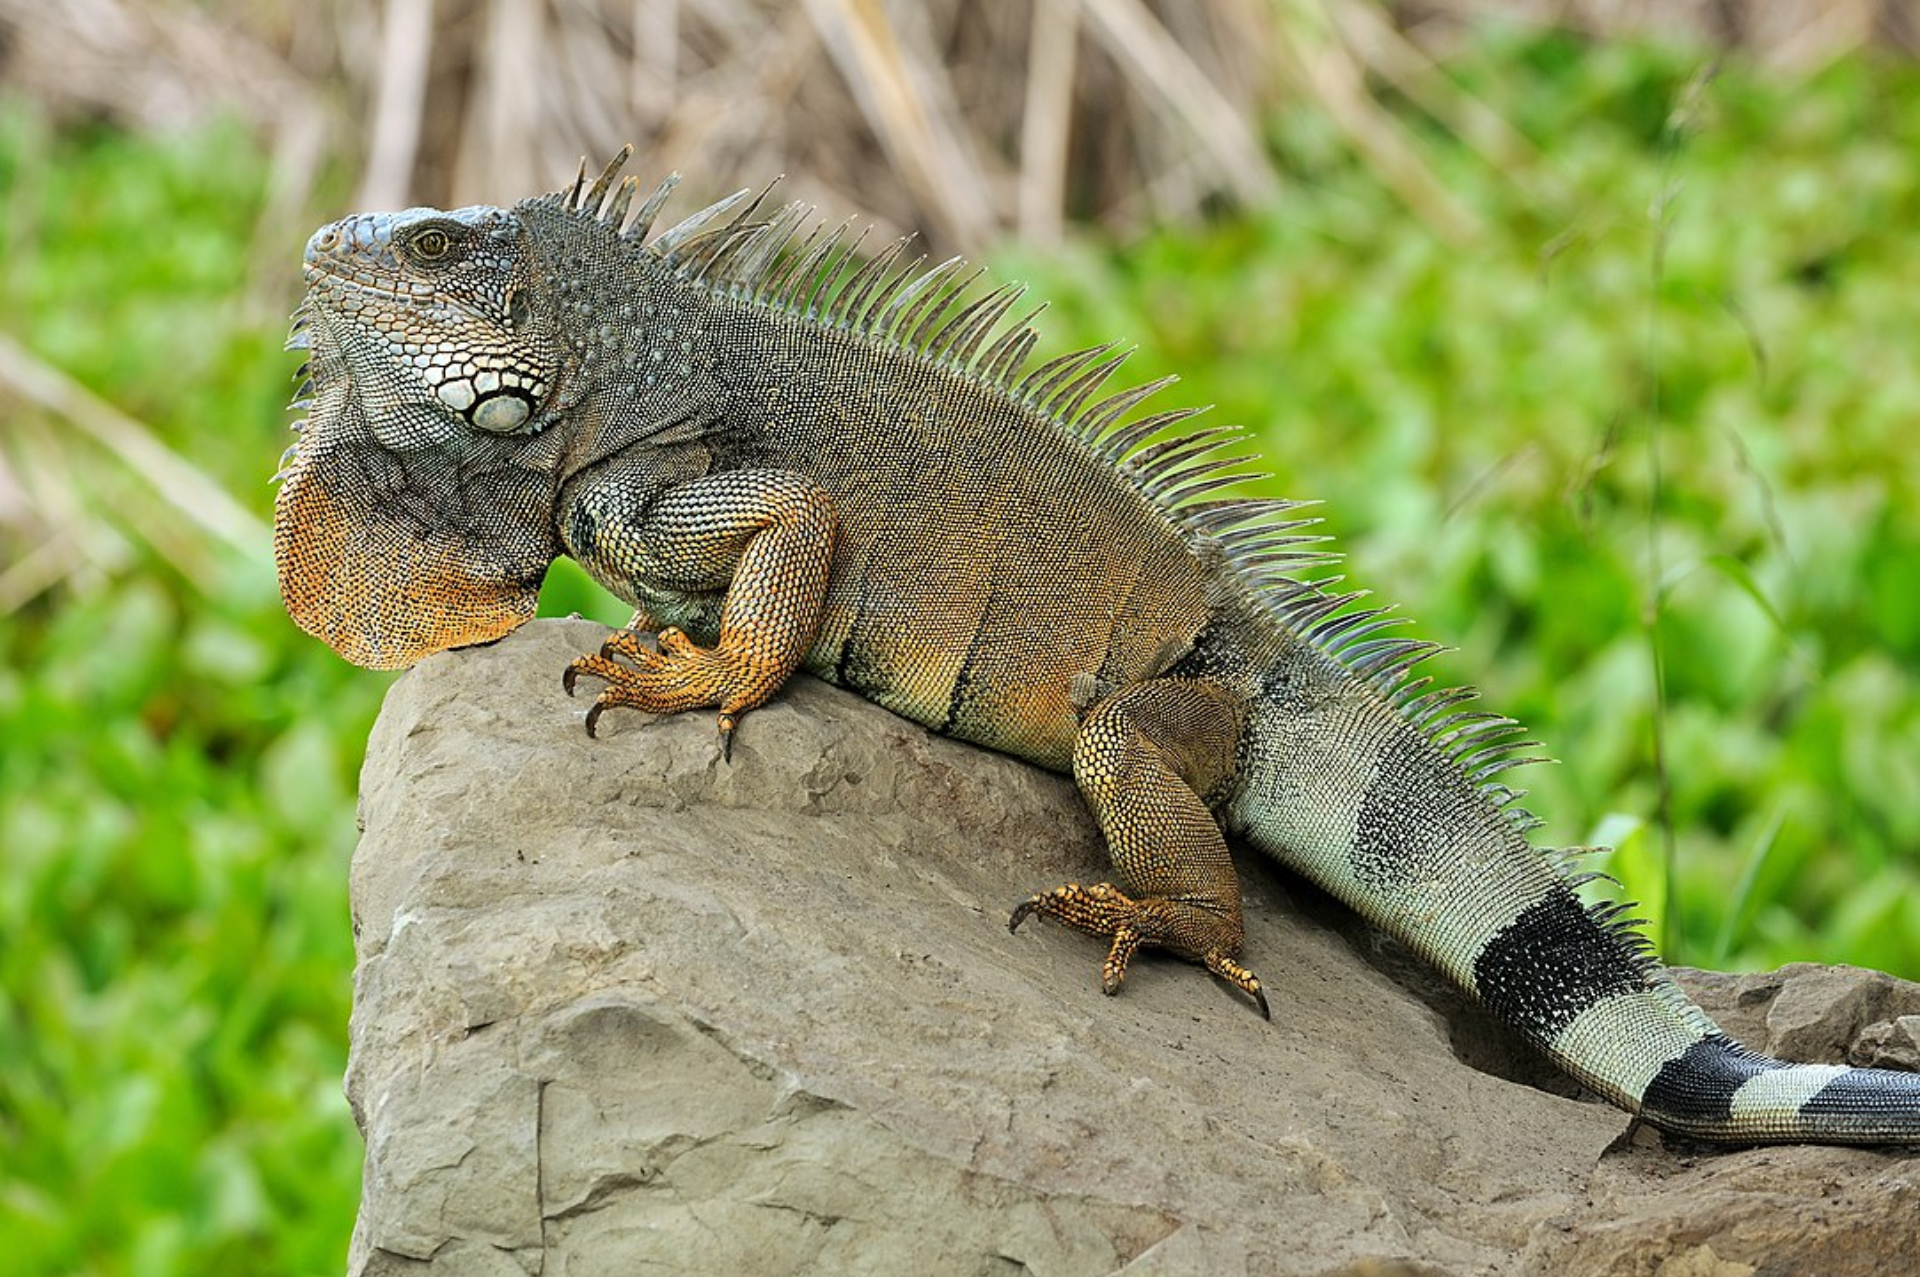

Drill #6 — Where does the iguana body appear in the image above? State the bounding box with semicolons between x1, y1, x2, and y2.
277;151;1920;1144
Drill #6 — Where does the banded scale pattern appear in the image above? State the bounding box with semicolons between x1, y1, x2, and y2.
276;149;1920;1144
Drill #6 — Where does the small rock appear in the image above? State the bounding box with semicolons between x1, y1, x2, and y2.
1855;1015;1920;1072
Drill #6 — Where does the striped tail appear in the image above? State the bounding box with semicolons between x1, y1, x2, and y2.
1640;1033;1920;1143
1231;680;1920;1145
1472;891;1920;1143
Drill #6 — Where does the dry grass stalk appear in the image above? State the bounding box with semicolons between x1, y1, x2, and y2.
356;0;436;211
13;0;1902;256
1018;0;1079;245
0;0;1492;250
1275;1;1481;243
1402;0;1918;68
801;0;999;251
0;334;268;609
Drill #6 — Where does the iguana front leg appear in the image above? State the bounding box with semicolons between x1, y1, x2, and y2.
561;469;836;757
1011;677;1268;1017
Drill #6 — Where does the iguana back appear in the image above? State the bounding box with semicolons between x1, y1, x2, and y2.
646;302;1225;769
276;151;1920;1145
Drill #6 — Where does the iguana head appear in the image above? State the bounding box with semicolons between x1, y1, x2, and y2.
275;202;571;668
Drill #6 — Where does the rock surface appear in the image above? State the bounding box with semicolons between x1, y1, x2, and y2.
345;619;1920;1277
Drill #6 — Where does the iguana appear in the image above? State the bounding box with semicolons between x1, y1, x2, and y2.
275;148;1920;1145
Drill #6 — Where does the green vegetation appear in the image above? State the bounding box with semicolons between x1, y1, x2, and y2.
2;33;1918;1276
0;119;375;1275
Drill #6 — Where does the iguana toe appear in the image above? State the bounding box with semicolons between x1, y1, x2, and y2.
1204;952;1270;1020
600;626;655;661
1100;926;1143;996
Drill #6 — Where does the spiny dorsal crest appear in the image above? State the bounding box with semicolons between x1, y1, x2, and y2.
553;150;1551;802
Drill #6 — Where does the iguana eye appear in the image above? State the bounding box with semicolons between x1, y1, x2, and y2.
408;227;453;262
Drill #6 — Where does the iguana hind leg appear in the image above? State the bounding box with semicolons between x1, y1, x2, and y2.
562;469;836;758
1011;677;1267;1018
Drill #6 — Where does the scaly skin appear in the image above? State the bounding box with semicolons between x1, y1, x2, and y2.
276;151;1920;1144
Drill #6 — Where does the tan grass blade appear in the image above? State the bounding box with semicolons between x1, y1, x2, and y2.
1078;0;1280;208
1274;2;1479;243
802;0;999;252
0;333;267;559
1019;0;1080;246
357;0;437;211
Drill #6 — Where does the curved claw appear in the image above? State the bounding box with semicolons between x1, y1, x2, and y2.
1008;899;1039;934
562;624;785;762
1204;951;1270;1020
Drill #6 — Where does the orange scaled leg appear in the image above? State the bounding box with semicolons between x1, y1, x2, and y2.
1010;677;1269;1018
562;470;836;760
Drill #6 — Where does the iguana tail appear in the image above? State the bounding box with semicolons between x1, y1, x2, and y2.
1227;651;1920;1144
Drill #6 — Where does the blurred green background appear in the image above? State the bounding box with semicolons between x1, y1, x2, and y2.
4;2;1919;1273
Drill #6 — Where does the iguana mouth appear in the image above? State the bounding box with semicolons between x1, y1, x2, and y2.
300;262;514;345
300;261;431;303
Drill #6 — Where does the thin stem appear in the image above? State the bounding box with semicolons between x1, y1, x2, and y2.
1643;64;1715;961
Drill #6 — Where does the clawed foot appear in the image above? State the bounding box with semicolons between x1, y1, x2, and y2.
1010;882;1269;1019
563;626;747;759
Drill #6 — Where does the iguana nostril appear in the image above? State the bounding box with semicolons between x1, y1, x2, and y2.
306;225;343;261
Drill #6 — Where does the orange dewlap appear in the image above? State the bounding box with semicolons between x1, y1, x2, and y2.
273;454;545;670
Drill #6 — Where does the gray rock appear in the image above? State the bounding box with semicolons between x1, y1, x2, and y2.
345;619;1920;1277
1671;964;1920;1070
